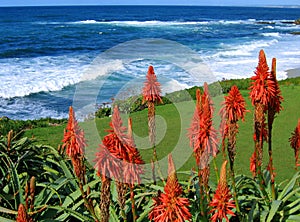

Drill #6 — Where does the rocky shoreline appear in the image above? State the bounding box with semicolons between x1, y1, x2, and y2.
256;18;300;35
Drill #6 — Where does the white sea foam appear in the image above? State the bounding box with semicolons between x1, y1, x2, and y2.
73;19;98;24
264;25;275;29
213;39;278;58
0;55;91;98
261;32;281;37
43;18;265;27
81;59;125;81
34;18;300;29
275;25;300;30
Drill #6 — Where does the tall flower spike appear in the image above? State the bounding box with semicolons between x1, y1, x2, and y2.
267;58;283;198
268;58;283;116
249;49;271;107
220;85;248;164
94;106;127;222
249;50;270;178
289;119;300;169
188;85;218;168
62;106;87;179
202;83;219;160
62;106;86;157
142;66;163;147
209;160;236;222
142;66;163;104
123;118;144;186
149;154;191;222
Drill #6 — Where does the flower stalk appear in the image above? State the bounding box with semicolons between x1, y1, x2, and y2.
94;107;144;221
220;85;247;215
188;84;218;218
142;66;163;183
249;50;270;189
267;57;283;199
62;106;98;221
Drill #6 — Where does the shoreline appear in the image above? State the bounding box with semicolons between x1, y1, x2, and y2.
1;75;300;123
286;68;300;78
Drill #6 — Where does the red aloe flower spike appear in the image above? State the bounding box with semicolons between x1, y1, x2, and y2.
125;118;144;185
142;66;164;182
149;154;191;222
94;145;122;181
267;58;283;198
188;89;202;152
62;106;86;157
268;58;283;115
202;83;219;159
16;204;31;222
220;85;248;164
289;119;300;169
209;160;236;222
249;50;270;181
220;85;247;124
142;66;162;148
62;106;87;180
142;66;163;104
249;49;271;107
188;85;218;167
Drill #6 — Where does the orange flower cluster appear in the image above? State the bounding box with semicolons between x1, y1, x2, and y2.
62;106;87;178
249;50;272;107
188;83;218;168
209;161;235;222
142;66;163;104
268;58;283;115
149;154;191;222
220;85;247;124
62;106;86;157
94;106;144;185
249;50;283;177
220;85;247;166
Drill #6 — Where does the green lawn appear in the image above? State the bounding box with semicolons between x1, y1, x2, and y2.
24;85;300;183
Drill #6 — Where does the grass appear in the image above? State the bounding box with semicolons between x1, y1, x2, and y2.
23;82;300;183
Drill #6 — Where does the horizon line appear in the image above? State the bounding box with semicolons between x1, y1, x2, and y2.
0;4;299;8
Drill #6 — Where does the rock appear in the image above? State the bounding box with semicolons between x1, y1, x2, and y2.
281;21;294;24
290;31;300;35
295;19;300;25
256;21;275;25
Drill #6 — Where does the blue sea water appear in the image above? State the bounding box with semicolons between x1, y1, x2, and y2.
0;6;300;120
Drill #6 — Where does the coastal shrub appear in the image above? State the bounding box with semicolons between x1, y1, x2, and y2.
0;117;67;136
95;105;111;118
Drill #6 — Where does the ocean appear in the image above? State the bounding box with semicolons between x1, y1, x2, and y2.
1;5;300;120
